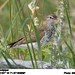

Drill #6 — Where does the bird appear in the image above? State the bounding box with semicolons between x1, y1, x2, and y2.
7;15;58;50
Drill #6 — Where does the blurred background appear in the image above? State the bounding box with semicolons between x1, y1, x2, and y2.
0;0;75;69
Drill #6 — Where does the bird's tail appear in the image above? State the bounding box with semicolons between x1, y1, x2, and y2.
7;37;24;48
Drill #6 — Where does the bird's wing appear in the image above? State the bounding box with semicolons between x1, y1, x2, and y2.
7;28;45;48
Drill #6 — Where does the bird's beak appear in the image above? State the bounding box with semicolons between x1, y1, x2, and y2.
54;18;59;25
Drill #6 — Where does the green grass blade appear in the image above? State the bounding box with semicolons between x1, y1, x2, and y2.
64;39;75;68
22;17;36;68
63;0;72;37
0;49;12;68
0;48;18;68
31;17;43;68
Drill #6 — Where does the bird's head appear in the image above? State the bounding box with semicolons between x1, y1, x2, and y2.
43;15;59;31
46;15;58;27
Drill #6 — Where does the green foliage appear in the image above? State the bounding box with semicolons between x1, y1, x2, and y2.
0;0;75;69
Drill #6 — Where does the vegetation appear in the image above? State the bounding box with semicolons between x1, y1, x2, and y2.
0;0;75;69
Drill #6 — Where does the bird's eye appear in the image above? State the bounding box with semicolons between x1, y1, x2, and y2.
49;16;53;19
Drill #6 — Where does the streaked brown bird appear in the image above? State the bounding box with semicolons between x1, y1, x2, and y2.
7;15;58;50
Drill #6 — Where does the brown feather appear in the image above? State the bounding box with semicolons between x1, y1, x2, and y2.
8;27;45;48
